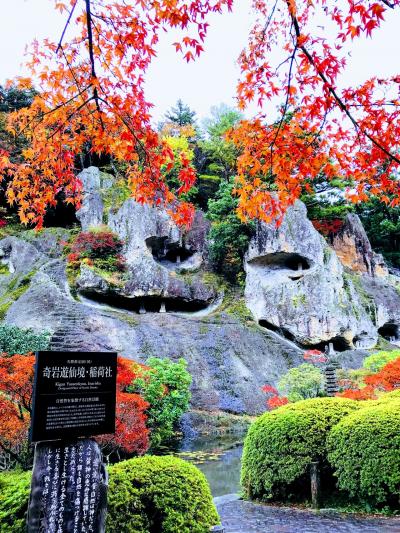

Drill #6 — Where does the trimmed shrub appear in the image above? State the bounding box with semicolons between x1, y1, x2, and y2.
0;456;218;533
241;397;360;501
328;400;400;506
0;470;31;532
363;350;400;373
107;456;219;533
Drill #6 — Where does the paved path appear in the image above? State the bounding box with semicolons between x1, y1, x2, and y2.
216;497;400;533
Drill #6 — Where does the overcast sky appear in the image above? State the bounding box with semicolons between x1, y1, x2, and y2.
1;0;399;124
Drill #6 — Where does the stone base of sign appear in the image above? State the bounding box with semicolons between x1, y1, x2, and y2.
27;439;107;533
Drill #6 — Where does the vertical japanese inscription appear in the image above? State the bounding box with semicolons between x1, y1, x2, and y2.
27;439;107;533
31;351;117;442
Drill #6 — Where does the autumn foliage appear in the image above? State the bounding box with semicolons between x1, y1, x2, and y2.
338;356;400;400
0;0;398;227
0;0;234;228
262;384;289;410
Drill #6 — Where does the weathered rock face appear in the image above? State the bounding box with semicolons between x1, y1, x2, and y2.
245;201;379;350
330;214;388;278
75;167;113;230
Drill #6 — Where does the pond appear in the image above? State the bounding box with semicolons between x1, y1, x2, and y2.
162;434;244;497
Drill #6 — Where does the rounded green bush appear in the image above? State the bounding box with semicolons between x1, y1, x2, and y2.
0;456;218;533
0;470;31;532
107;455;219;533
327;400;400;506
241;397;360;500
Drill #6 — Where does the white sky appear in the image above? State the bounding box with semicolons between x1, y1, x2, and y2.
0;0;399;125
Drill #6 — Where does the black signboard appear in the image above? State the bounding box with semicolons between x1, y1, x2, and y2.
30;351;117;442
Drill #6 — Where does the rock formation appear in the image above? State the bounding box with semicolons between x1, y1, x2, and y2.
244;201;400;351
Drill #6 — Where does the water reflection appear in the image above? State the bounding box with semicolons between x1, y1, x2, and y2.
164;434;244;497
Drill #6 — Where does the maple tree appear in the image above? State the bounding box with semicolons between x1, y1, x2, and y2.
229;0;400;223
0;0;399;227
0;0;233;228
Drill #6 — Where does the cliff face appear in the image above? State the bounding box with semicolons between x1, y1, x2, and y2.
329;214;388;278
1;167;400;415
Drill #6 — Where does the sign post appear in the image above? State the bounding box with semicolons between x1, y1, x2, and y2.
27;351;117;533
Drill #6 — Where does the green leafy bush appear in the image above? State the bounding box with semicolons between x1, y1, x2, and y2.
0;324;50;355
363;350;400;373
277;363;325;402
0;456;218;533
107;456;219;533
0;470;31;532
241;397;360;501
328;401;400;506
129;358;192;448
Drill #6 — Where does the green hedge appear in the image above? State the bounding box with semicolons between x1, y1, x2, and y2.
0;470;31;532
107;456;218;533
0;456;218;533
241;397;359;500
328;400;400;506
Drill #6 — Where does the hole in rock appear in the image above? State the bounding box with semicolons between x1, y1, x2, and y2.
145;236;193;264
378;322;399;342
306;335;352;353
258;320;296;342
80;291;209;313
353;332;373;349
249;252;311;272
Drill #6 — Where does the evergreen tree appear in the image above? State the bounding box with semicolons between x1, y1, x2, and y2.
164;99;196;126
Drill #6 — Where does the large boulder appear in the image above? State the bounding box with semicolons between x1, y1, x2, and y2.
329;214;388;278
244;201;378;350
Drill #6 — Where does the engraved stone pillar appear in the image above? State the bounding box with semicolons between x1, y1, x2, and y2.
139;302;146;314
159;301;166;313
27;439;107;533
176;255;181;264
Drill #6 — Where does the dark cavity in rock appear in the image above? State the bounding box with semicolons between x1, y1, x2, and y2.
80;291;209;313
258;320;297;342
378;322;400;341
146;236;194;265
248;252;311;272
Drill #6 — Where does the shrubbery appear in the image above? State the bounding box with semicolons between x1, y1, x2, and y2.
0;456;219;533
241;397;359;500
207;178;254;283
277;363;325;402
328;401;400;506
0;324;50;355
0;470;31;533
64;228;126;276
107;456;219;532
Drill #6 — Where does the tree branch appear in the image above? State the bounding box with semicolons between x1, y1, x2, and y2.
56;0;78;53
288;9;400;165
